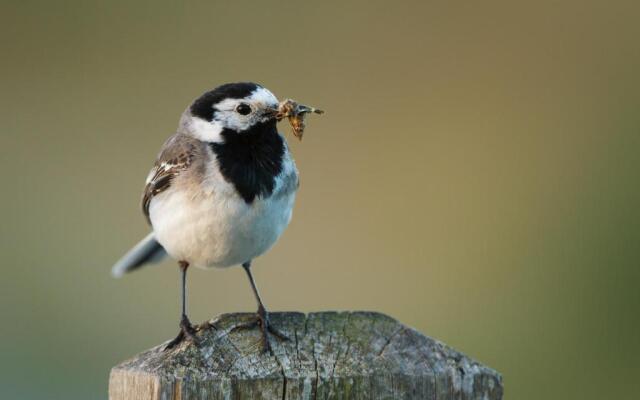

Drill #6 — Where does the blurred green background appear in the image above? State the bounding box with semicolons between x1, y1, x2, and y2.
1;1;639;399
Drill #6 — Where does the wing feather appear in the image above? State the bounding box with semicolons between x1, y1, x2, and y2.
141;134;198;223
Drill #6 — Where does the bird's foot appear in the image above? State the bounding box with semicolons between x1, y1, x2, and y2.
231;306;289;353
165;315;199;350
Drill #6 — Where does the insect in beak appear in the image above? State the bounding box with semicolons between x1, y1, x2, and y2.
275;99;324;140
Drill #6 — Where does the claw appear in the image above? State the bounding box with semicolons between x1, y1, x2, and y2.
230;309;289;354
164;315;199;350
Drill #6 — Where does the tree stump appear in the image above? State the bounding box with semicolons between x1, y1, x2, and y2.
109;312;503;399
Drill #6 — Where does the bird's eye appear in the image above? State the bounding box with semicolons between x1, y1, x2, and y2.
235;103;252;116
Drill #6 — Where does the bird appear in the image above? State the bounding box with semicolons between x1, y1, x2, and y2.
111;82;319;351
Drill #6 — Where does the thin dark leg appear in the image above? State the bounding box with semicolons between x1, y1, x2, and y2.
242;261;266;312
181;261;187;315
233;261;288;353
165;261;198;350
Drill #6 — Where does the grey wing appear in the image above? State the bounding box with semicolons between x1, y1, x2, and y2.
141;134;200;223
112;134;200;278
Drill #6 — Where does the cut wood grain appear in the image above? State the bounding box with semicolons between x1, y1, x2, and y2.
109;311;502;399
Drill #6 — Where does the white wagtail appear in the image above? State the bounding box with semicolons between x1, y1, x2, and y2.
112;82;322;350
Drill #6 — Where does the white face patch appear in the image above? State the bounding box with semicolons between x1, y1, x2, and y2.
189;116;224;142
179;113;225;142
180;86;279;142
210;87;279;132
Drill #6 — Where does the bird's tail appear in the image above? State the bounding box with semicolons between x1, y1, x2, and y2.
111;232;167;278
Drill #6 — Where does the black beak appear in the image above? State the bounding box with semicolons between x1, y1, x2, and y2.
262;107;280;120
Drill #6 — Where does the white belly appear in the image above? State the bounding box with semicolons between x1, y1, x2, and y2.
149;186;295;268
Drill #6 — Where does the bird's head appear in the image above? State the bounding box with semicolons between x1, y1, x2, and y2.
180;82;280;143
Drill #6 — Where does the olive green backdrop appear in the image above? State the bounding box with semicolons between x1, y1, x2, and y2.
1;1;639;399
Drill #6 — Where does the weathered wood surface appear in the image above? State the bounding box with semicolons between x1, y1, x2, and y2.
109;312;502;399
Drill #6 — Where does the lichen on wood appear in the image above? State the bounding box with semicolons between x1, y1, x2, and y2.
109;311;503;400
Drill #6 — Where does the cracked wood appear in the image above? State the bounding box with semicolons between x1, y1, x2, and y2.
109;311;503;400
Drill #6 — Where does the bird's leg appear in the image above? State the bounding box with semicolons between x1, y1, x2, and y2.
232;261;289;353
165;261;198;350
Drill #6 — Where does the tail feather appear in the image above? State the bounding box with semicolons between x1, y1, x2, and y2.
111;232;167;278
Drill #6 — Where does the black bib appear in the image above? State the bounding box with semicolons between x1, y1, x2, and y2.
209;121;284;204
